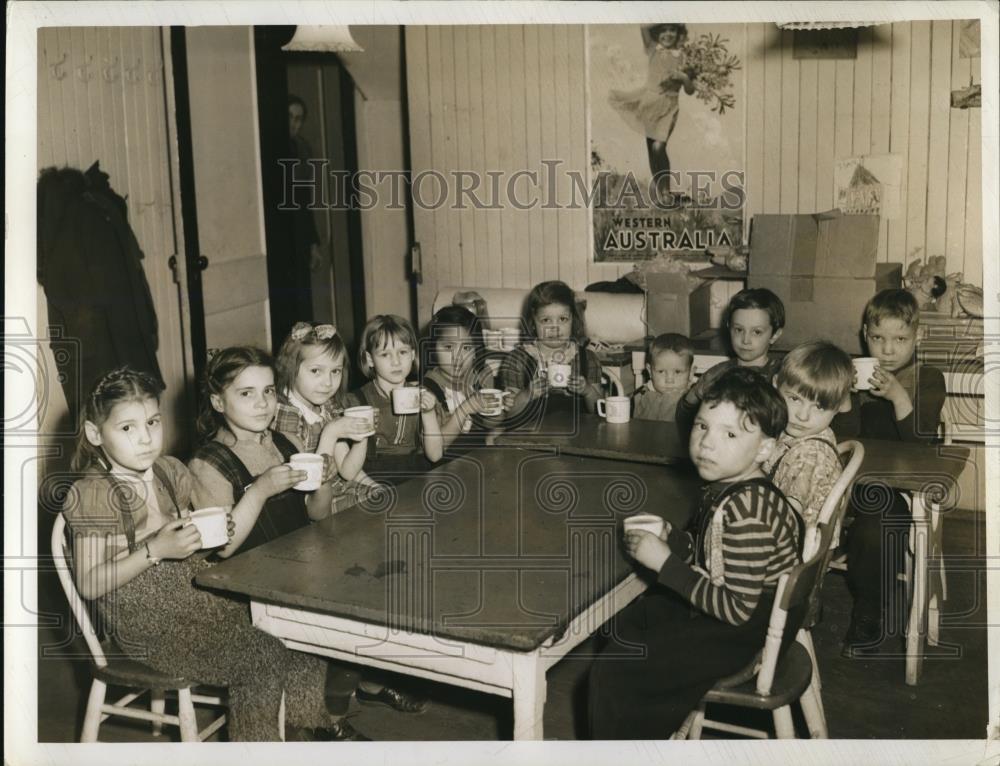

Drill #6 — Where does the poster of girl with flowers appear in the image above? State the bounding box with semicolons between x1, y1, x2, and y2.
589;24;746;262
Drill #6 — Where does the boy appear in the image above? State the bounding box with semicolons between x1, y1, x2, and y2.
675;288;786;434
832;289;946;655
765;341;854;527
632;333;694;421
589;367;801;739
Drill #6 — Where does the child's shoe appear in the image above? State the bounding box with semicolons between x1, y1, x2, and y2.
356;685;429;714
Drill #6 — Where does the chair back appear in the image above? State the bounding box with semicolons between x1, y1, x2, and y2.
690;354;729;383
51;514;108;668
801;440;865;561
754;519;836;696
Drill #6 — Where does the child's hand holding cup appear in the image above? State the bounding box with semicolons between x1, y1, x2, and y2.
185;506;230;549
287;454;324;491
476;388;506;417
622;514;671;571
852;357;880;391
343;405;377;439
391;384;424;415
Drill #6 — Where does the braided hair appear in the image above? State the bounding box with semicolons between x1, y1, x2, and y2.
72;367;165;472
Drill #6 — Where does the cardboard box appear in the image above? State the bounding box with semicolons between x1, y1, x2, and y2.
690;279;744;338
644;272;692;337
748;212;901;354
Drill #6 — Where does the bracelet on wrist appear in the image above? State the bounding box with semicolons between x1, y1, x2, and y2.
144;541;162;567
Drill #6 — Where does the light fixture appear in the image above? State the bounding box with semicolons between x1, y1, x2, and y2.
281;26;364;53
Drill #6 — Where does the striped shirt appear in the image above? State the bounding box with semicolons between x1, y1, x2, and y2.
658;479;801;626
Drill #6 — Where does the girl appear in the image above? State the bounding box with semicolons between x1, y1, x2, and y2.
189;347;426;729
422;305;504;451
500;280;603;425
608;24;695;202
62;367;349;741
272;322;373;515
347;314;444;470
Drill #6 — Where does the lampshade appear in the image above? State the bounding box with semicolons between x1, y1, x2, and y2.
281;26;364;53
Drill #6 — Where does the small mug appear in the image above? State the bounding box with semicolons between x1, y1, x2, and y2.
483;329;503;351
344;405;376;435
547;363;572;389
187;507;229;549
289;453;324;491
500;327;520;351
392;385;423;415
597;395;631;424
479;388;505;417
623;513;665;538
853;357;880;390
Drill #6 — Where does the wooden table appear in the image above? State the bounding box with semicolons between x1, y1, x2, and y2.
854;439;970;685
196;447;700;740
494;410;689;466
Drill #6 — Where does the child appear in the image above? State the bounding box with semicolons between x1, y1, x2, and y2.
421;305;503;451
589;367;801;739
62;367;350;741
675;288;785;433
189;347;426;731
631;332;693;421
272;322;373;514
764;340;853;528
347;314;444;471
500;280;603;424
832;289;947;655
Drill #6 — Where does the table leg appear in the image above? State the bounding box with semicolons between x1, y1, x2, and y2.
511;652;546;741
906;492;929;686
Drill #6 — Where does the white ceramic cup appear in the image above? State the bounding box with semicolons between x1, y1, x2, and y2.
344;405;376;436
853;357;880;390
500;327;520;351
623;513;665;538
483;329;503;351
188;507;229;548
479;388;505;416
392;385;423;415
547;363;572;389
597;395;631;424
289;453;324;491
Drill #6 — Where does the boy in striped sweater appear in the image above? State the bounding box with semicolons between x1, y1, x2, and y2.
589;367;801;739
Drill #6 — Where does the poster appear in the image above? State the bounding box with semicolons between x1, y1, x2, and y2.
834;153;903;219
589;23;746;262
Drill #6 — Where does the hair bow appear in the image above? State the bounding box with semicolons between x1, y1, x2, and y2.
290;322;337;341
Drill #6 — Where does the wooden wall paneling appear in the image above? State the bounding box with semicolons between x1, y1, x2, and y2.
440;27;463;290
762;24;782;212
507;27;531;290
37;30;54;168
495;27;517;288
797;57;818;213
451;26;475;286
833;58;854;200
815;60;836;211
945;21;970;275
57;28;79;166
481;27;505;289
905;21;932;265
567;26;592;290
107;28;128;188
964;52;982;286
853;27;873;157
745;24;765;219
870;26;893;263
404;27;438;321
553;24;575;286
926;20;954;263
537;25;559;284
425;26;452;293
71;28;93;166
887;22;912;265
779;30;799;213
523;25;545;287
466;25;490;289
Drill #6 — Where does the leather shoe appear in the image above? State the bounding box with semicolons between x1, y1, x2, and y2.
293;717;372;742
356;685;429;714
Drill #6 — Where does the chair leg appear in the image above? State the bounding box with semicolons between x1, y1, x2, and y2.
278;690;286;742
81;679;107;742
150;690;166;736
797;631;826;722
772;705;795;738
673;710;698;740
177;688;199;742
799;684;829;738
688;704;706;740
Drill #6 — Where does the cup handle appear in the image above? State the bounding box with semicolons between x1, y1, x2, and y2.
597;399;606;417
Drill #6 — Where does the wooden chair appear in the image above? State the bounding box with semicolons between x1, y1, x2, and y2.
51;514;227;742
680;441;864;740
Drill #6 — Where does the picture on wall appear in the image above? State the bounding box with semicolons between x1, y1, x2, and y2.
588;23;746;262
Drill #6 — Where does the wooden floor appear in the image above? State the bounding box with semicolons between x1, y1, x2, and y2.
36;511;988;742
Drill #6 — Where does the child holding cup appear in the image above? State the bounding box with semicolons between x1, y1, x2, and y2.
422;305;507;451
500;280;603;426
